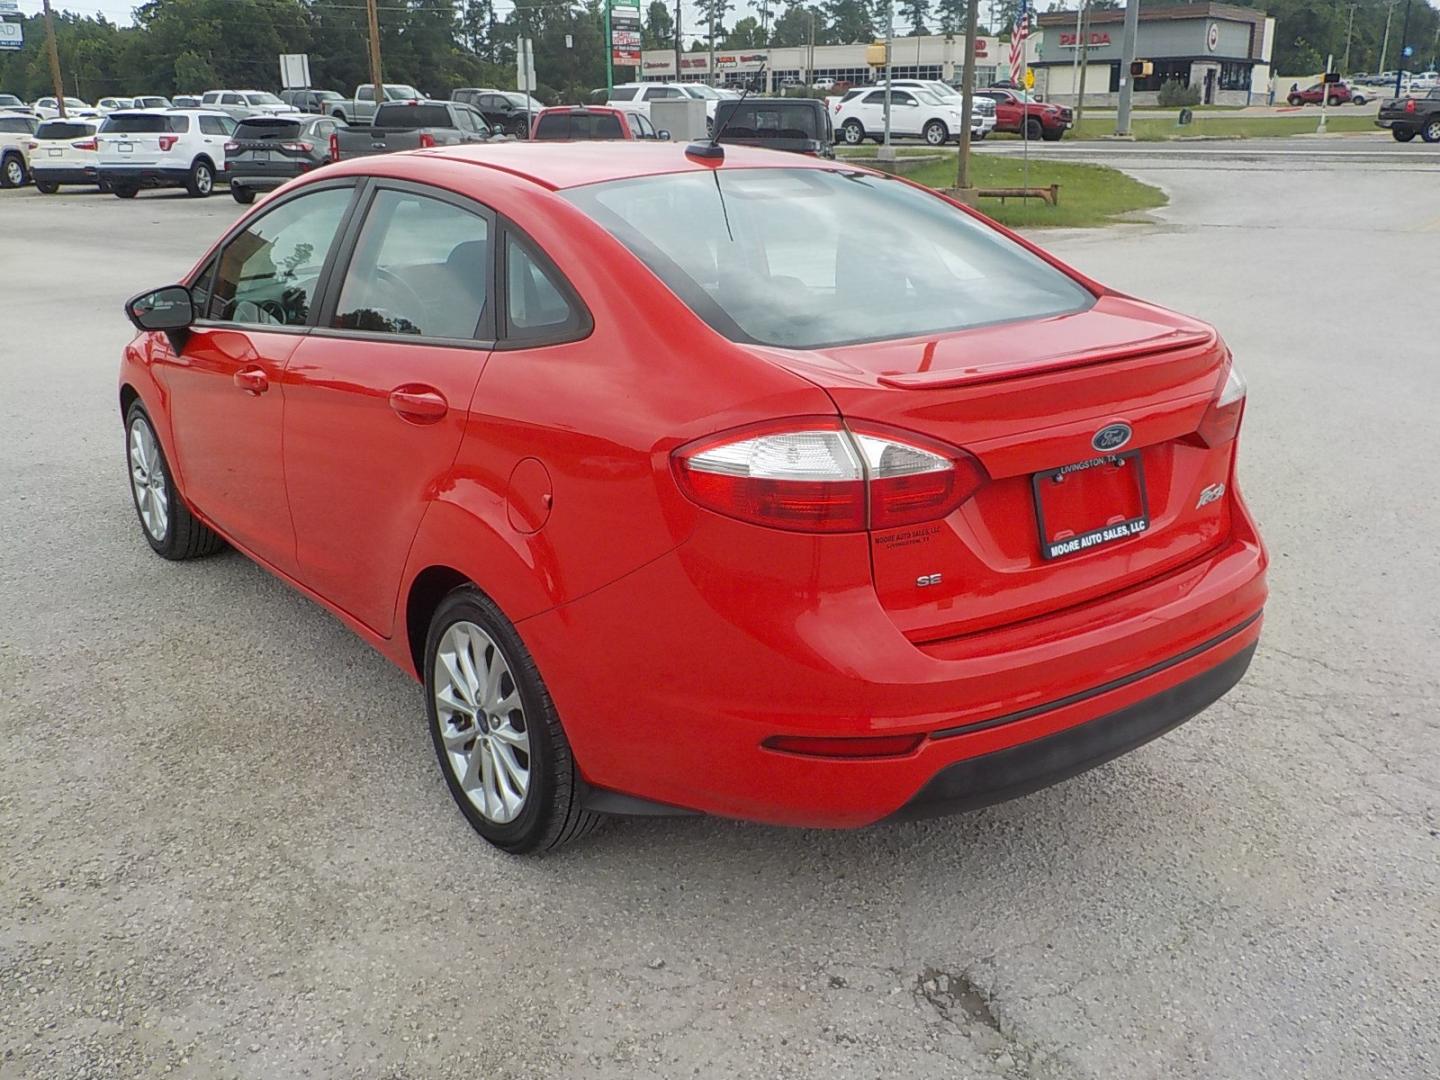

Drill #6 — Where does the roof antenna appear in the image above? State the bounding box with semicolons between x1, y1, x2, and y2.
687;65;764;161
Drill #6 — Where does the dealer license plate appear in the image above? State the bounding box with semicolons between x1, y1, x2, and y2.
117;141;133;153
1032;452;1149;560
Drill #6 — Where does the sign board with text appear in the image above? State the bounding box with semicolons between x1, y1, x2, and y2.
0;21;22;50
610;2;641;66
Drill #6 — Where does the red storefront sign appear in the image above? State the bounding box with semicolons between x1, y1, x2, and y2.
1058;31;1112;47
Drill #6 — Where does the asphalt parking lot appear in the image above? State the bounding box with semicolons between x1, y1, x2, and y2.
2;151;1437;1080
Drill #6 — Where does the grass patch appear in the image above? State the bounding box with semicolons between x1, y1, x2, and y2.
903;155;1167;228
1065;112;1378;140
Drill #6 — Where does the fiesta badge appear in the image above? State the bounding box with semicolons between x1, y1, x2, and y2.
1092;422;1132;452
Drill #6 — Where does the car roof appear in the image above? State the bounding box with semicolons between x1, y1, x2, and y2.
409;141;836;190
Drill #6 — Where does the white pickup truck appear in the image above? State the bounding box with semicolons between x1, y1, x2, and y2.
328;83;426;125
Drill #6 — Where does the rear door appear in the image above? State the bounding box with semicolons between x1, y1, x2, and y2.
159;181;359;572
282;181;496;634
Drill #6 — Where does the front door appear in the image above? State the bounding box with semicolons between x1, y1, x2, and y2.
283;182;496;634
160;182;357;573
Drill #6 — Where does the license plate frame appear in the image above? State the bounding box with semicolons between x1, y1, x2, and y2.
1031;451;1150;560
117;141;133;153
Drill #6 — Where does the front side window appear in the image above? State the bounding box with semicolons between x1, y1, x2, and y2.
384;85;421;100
221;94;243;106
333;189;490;339
209;187;353;326
565;168;1094;349
245;93;283;105
633;113;656;138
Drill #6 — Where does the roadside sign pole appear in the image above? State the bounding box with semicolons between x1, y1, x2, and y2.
605;0;613;94
42;0;65;119
1318;53;1331;133
955;0;978;193
1115;0;1139;136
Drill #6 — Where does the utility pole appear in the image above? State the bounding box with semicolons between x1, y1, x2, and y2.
1075;4;1090;128
41;0;66;119
1114;0;1139;136
954;0;979;195
879;0;895;162
807;9;815;85
708;3;715;87
365;0;384;101
1341;3;1357;74
1379;0;1397;77
674;0;682;83
1069;0;1084;106
605;0;613;92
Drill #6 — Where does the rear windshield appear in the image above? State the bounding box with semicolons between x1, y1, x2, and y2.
535;111;623;140
37;121;95;139
717;103;822;140
236;118;303;139
101;114;189;133
375;103;450;128
564;168;1094;349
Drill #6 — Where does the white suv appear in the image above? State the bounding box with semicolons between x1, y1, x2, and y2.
887;79;997;138
33;97;99;120
29;116;103;192
0;112;37;188
835;87;975;147
96;109;236;198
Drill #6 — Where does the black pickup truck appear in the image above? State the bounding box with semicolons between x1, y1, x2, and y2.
1376;87;1440;142
330;101;501;161
713;97;834;157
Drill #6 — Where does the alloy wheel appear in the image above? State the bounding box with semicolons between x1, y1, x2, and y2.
3;158;23;187
128;418;169;541
195;165;212;194
1426;120;1440;143
433;620;531;824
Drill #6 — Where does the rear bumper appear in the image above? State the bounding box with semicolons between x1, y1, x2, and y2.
228;162;310;189
520;491;1268;828
30;165;98;183
888;635;1256;821
98;165;208;187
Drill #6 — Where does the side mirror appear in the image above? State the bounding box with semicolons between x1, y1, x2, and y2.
126;285;194;331
656;128;671;141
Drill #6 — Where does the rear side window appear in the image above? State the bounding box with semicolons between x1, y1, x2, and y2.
199;116;233;136
0;117;36;134
209;187;353;326
505;235;582;341
36;121;94;139
608;87;637;101
102;114;179;134
333;189;491;339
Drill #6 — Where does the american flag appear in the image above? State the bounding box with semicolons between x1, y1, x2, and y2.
1009;0;1030;86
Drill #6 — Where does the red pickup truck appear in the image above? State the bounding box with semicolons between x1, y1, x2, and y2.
976;88;1072;141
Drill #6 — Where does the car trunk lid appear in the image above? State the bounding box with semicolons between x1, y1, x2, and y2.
751;295;1239;642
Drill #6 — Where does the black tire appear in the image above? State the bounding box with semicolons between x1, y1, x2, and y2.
841;119;865;146
923;119;949;146
1424;120;1440;143
1327;95;1342;107
424;586;602;854
184;158;214;197
113;183;139;199
973;129;988;141
1288;95;1304;107
1041;127;1064;142
1393;126;1417;142
0;152;26;189
231;184;256;204
124;401;226;560
34;179;60;194
1352;95;1367;105
1023;117;1044;141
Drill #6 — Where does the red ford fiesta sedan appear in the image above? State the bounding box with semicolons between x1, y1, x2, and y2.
119;143;1266;853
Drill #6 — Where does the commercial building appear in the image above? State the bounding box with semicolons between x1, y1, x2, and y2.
636;33;1037;90
1033;3;1275;107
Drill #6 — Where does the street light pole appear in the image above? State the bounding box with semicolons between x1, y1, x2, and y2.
1114;0;1139;136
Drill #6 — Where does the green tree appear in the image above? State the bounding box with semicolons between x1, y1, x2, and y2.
769;2;831;46
935;0;963;34
898;0;930;35
723;15;767;45
644;0;676;50
826;0;874;43
699;0;736;48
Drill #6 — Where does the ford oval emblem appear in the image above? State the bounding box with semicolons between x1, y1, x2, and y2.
1092;422;1132;452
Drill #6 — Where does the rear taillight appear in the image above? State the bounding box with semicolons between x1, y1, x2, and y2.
224;140;239;152
672;420;986;534
328;132;339;161
1406;99;1417;112
418;132;437;149
25;140;38;151
1195;361;1247;448
158;135;178;151
71;138;97;151
280;140;313;152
